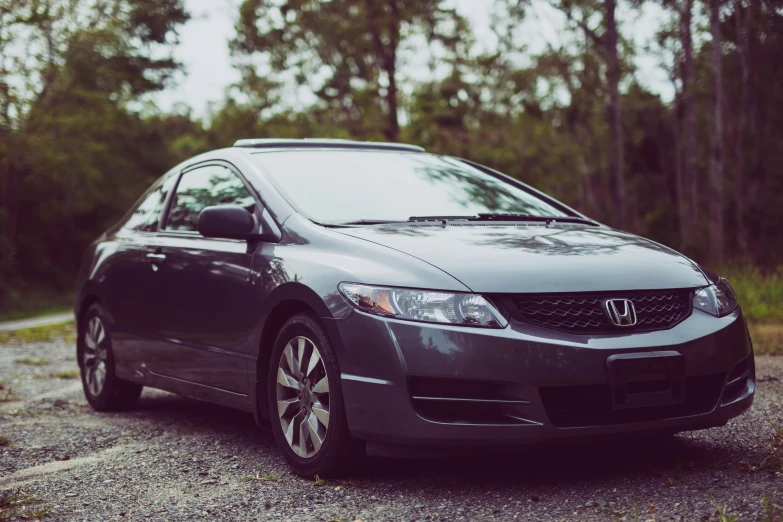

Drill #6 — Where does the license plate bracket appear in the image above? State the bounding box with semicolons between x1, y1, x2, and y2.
606;351;685;409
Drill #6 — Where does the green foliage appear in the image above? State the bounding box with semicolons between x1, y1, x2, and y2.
0;490;51;521
748;324;783;356
232;0;467;140
760;496;783;522
725;266;783;323
0;0;189;308
0;287;71;322
0;386;18;403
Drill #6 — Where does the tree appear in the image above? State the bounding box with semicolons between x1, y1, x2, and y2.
537;0;628;227
727;0;751;255
0;0;188;290
656;0;698;248
534;35;607;217
232;0;467;142
681;0;698;245
708;0;725;264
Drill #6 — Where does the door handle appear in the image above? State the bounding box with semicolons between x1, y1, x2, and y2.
146;253;166;271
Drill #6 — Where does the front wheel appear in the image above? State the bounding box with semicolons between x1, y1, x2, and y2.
267;313;361;476
78;303;142;411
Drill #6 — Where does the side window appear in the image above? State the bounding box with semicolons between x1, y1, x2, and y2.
124;176;176;232
166;165;257;232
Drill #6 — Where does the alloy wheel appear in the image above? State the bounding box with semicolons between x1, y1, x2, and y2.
82;316;108;396
275;336;330;458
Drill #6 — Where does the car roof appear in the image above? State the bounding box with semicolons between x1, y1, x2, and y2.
232;138;425;153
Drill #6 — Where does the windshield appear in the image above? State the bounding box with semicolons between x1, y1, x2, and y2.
252;150;568;223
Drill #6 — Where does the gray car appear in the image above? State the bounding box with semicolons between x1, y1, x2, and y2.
75;139;755;476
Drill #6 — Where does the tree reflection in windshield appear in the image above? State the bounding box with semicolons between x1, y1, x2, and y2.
411;157;562;217
253;151;567;223
167;166;256;232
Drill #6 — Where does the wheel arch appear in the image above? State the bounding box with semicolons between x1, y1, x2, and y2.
76;294;101;341
253;282;346;424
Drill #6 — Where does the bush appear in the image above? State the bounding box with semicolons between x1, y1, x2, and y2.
724;266;783;323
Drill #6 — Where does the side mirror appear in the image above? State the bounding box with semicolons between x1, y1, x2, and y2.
199;205;283;242
198;205;258;240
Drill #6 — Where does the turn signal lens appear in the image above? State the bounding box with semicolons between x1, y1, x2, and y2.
338;283;507;328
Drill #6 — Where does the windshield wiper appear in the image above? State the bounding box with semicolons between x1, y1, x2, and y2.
408;214;598;226
477;213;598;225
324;219;410;227
325;214;598;227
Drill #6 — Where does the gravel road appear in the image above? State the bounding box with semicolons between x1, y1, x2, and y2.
1;334;782;521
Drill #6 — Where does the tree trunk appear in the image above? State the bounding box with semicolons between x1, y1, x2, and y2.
709;0;725;264
733;0;749;254
604;0;625;228
681;0;697;247
365;0;400;142
577;129;596;215
384;48;400;142
672;94;687;244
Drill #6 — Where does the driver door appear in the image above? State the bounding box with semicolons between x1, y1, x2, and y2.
147;163;262;396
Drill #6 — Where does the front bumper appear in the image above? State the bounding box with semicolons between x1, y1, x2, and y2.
329;307;754;445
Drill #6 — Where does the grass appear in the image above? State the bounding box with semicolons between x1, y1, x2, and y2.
0;489;52;521
712;503;740;522
772;424;783;448
0;285;72;323
0;386;18;403
717;265;783;355
750;323;783;356
0;304;71;323
13;357;50;366
51;370;79;379
742;423;783;473
24;370;79;380
0;322;76;345
724;266;783;324
760;496;783;522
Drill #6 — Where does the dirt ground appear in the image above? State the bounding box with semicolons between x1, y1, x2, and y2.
1;333;782;521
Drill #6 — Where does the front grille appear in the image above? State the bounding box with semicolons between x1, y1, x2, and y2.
511;290;692;334
538;373;726;428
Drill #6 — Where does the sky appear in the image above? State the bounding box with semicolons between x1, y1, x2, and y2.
152;0;673;118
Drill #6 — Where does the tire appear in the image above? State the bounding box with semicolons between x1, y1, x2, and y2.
267;312;362;477
78;303;142;411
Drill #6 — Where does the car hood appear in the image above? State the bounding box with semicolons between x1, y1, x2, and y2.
335;224;708;293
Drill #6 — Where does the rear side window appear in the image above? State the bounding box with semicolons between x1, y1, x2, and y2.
166;165;256;232
124;176;176;232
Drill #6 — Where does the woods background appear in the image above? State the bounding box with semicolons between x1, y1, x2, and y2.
1;0;782;316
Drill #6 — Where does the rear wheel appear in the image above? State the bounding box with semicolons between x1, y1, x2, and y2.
267;313;361;476
79;303;142;411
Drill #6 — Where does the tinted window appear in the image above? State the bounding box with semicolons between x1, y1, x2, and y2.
166;165;257;232
124;176;176;232
252;151;566;223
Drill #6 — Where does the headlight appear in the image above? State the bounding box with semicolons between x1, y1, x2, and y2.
693;278;738;317
338;283;507;328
